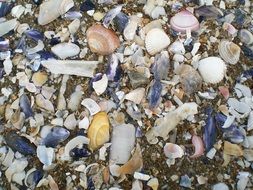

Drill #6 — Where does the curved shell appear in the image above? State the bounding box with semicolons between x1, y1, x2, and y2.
190;135;204;158
86;24;120;55
145;28;170;55
87;112;110;150
198;57;226;84
170;10;199;33
51;42;80;59
238;29;253;45
164;143;184;159
218;40;240;65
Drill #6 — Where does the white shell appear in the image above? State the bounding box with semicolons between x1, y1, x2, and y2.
0;19;18;37
11;5;25;18
145;28;170;55
125;88;145;104
64;113;77;130
68;19;80;35
37;145;54;166
81;98;101;115
218;40;240;65
198;57;226;84
51;43;80;59
247;111;253;131
169;40;185;55
92;74;108;95
164;143;184;158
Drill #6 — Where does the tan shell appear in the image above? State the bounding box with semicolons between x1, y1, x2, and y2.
218;40;240;65
87;24;120;55
145;28;170;55
224;141;243;157
87;112;110;150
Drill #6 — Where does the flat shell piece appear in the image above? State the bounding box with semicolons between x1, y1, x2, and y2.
0;19;17;37
42;60;98;77
81;98;101;115
224;141;243;156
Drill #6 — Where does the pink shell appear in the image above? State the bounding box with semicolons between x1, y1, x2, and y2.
218;86;229;99
170;10;199;33
190;135;204;158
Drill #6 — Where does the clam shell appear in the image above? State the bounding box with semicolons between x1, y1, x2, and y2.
238;29;253;45
170;10;199;33
218;40;240;65
164;143;184;159
198;57;226;84
145;28;170;55
87;112;110;150
86;24;120;55
51;42;80;59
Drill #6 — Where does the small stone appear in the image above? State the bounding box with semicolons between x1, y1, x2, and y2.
133;172;150;181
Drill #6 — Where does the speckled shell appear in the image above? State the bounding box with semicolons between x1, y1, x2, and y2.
145;28;170;55
86;24;120;55
198;57;226;84
218;40;240;65
170;10;199;33
87;112;110;150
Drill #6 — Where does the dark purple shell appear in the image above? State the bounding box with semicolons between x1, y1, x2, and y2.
0;37;9;51
152;53;170;80
195;5;222;19
19;94;34;118
0;2;13;18
25;29;44;41
203;107;217;151
37;51;56;60
106;54;122;82
64;11;82;20
241;45;253;60
42;127;70;148
80;0;95;12
70;147;91;158
148;79;162;109
113;12;129;33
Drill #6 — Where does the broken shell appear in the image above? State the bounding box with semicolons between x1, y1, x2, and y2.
238;29;253;45
19;94;33;118
170;10;199;33
164;143;184;159
87;112;110;151
92;74;108;95
218;40;240;65
10;109;25;129
125;88;145;104
81;98;101;116
24;168;43;188
51;42;80;59
198;57;226;84
145;28;171;55
86;24;120;55
223;141;243;156
169;40;185;55
190;135;204;158
32;71;48;87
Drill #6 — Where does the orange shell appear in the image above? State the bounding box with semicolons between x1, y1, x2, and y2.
86;24;120;55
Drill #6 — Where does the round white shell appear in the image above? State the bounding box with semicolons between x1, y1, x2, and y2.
198;57;226;84
218;40;240;65
164;143;184;159
145;28;170;55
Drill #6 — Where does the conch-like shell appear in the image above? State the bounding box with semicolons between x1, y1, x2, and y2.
164;143;184;159
38;0;74;25
198;57;226;84
145;28;170;55
86;24;120;55
218;40;240;65
87;112;110;151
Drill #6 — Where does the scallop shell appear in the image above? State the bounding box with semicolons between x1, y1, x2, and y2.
164;143;184;159
170;10;199;33
87;112;110;151
86;24;120;55
198;57;226;84
145;28;171;55
218;40;240;65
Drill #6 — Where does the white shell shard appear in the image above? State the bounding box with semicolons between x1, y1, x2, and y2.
198;57;226;84
36;94;54;112
218;40;240;65
64;113;77;130
27;40;45;55
169;40;185;55
5;159;28;182
41;60;98;77
3;58;13;75
145;28;170;55
11;5;25;18
37;145;54;166
81;98;101;115
227;98;251;114
0;19;18;37
68;90;83;111
123;17;138;41
110;124;136;164
92;74;108;95
164;143;184;159
51;43;80;59
125;88;145;104
247;111;253;131
68;19;80;35
38;0;74;25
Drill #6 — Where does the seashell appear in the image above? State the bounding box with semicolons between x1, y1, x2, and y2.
19;94;33;118
68;19;80;35
170;10;199;33
218;86;229;99
36;94;54;112
37;145;54;166
64;113;77;130
218;40;240;65
32;71;48;86
10;108;25;129
223;141;243;156
24;168;43;188
81;98;101;115
11;5;25;18
243;149;253;162
198;57;226;84
68;90;83;111
5;159;28;183
38;0;74;25
227;98;251;114
110;124;136;164
123;16;139;41
151;52;170;80
151;6;166;19
212;183;229;190
0;2;13;18
125;88;145;104
148;79;162;109
194;5;222;19
169;40;185;55
64;11;82;20
190;135;204;158
0;18;18;37
164;143;184;159
80;0;95;12
5;132;36;155
238;29;253;46
92;74;108;95
147;178;159;190
69;146;91;158
103;5;123;28
106;53;122;82
0;38;9;51
88;112;110;150
51;42;80;59
113;12;129;33
241;45;253;60
86;24;120;55
145;28;170;55
247;111;253;131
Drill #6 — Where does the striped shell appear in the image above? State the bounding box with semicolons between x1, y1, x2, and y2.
87;112;110;150
145;28;170;55
86;24;120;55
198;57;226;84
218;40;240;65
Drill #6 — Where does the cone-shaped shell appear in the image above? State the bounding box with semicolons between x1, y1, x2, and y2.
170;10;199;33
87;24;120;55
87;112;110;150
145;28;170;55
198;57;226;84
218;40;240;65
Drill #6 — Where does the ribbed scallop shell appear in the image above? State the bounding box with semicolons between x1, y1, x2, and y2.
145;28;170;55
87;112;110;151
198;57;226;84
218;40;240;65
87;24;120;55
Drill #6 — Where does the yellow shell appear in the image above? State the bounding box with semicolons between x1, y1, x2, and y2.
88;112;110;150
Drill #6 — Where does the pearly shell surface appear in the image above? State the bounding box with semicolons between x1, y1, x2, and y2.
170;10;199;33
87;112;110;151
51;43;80;59
198;57;226;84
218;40;240;65
145;28;170;55
86;24;120;55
